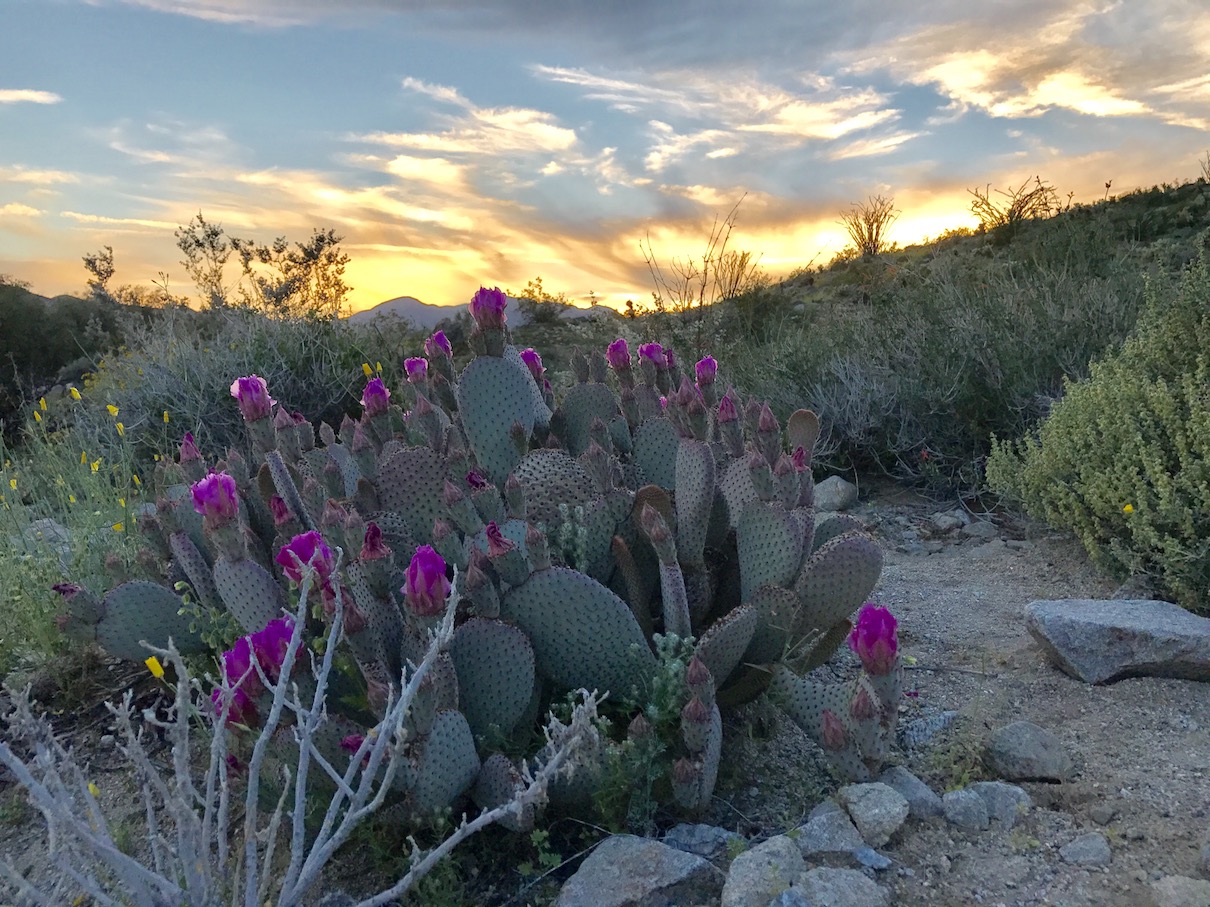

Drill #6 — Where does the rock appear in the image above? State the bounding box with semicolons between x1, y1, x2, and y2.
1199;825;1210;878
897;710;958;750
721;835;805;907
967;538;1008;558
851;846;893;870
837;783;909;847
1025;599;1210;684
767;890;812;907
879;765;943;820
968;781;1032;830
795;867;891;907
929;509;969;532
12;518;72;569
960;519;999;540
1089;802;1117;826
1148;875;1210;907
664;823;745;863
814;476;859;512
556;835;719;907
795;800;865;855
1058;832;1111;866
942;788;990;831
984;720;1073;782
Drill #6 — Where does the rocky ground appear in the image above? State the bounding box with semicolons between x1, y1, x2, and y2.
2;480;1208;906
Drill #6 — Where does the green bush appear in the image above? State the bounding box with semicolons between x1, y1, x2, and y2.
986;245;1210;613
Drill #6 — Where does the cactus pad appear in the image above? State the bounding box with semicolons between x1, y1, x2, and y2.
411;709;481;813
457;355;540;485
450;618;536;741
792;531;882;643
633;418;680;490
95;581;205;662
377;446;448;545
213;556;289;634
693;603;758;688
736;501;803;602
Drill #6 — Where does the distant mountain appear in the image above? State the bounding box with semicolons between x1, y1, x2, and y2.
347;294;621;328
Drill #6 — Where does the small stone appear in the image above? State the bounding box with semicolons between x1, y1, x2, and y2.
837;783;909;847
1125;828;1146;841
1089;803;1116;826
1200;826;1210;878
663;823;746;863
796;800;865;855
851;846;893;870
814;476;859;512
99;734;116;748
960;520;999;540
969;781;1032;830
796;867;890;907
929;510;968;532
556;835;719;907
879;765;943;820
943;789;990;831
1059;832;1112;866
721;835;806;907
767;890;812;907
1149;875;1210;907
984;720;1073;782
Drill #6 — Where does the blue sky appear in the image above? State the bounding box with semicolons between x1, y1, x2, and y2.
2;0;1208;312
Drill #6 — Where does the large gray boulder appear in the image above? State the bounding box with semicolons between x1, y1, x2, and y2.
721;835;805;907
1025;599;1210;684
556;834;720;907
814;476;858;512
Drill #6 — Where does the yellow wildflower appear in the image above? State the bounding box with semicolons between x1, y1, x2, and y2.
145;656;164;678
70;387;82;401
132;474;141;487
112;521;124;532
375;361;382;374
1123;503;1134;514
8;478;15;490
33;411;41;423
39;397;46;411
116;422;125;437
106;404;119;417
163;410;170;424
81;450;87;464
88;781;100;798
118;497;125;507
68;494;76;504
362;362;373;377
91;459;101;473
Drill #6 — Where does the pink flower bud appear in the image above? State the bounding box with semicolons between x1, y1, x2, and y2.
275;530;335;586
663;348;677;371
190;472;239;523
773;453;795;477
424;330;452;359
269;495;292;527
404;357;428;384
340;734;367;755
850;685;875;721
361;377;391;417
179;432;202;463
821;709;848;751
229;375;274;421
360;522;391;561
694;355;717;386
469;286;508;329
519;348;544;381
848;603;899;675
681;695;710;725
485;521;515;558
606;338;631;370
791;446;808;473
465;469;489;490
52;582;85;599
686;655;712;689
718;393;739;424
757;403;778;434
638;342;666;369
403;545;451;617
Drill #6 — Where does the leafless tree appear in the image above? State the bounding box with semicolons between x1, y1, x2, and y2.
968;176;1061;233
840;195;899;259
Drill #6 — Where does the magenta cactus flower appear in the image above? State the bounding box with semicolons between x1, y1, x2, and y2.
848;603;899;675
269;495;293;527
606;338;631;370
638;342;666;369
179;431;202;463
664;348;677;371
694;355;717;387
424;329;452;359
211;686;256;728
221;635;259;691
469;286;508;329
275;530;335;586
791;446;808;473
249;616;295;685
404;357;428;384
519;348;544;381
360;522;391;561
229;375;274;421
361;377;391;417
403;544;451;617
190;472;239;523
465;468;489;489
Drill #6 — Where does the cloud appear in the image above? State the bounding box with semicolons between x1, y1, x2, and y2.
0;165;81;185
0;203;41;217
61;211;177;230
0;89;63;105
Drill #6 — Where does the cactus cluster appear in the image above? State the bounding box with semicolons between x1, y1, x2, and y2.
56;285;903;826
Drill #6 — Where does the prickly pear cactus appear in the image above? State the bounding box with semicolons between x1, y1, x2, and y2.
64;285;902;832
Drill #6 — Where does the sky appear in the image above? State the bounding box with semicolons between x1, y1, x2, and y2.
1;0;1208;314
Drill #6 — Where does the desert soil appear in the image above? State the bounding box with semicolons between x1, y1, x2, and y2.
2;480;1208;906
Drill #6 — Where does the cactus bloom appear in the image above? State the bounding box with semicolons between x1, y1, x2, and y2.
469;286;508;329
424;329;452;359
404;357;428;384
211;686;256;728
190;472;239;523
361;377;391;416
403;545;451;617
519;348;544;381
179;432;202;463
360;522;391;561
638;342;667;369
606;338;631;370
694;355;717;386
275;530;335;586
791;446;808;473
229;375;274;421
269;495;293;527
848;603;898;675
485;520;515;558
250;616;295;684
465;468;489;489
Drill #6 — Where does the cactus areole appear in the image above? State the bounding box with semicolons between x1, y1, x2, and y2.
64;284;898;826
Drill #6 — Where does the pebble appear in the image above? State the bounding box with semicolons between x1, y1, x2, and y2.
1059;832;1112;866
1089;803;1116;826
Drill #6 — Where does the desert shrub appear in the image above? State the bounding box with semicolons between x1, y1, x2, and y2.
986;246;1210;612
68;308;422;465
